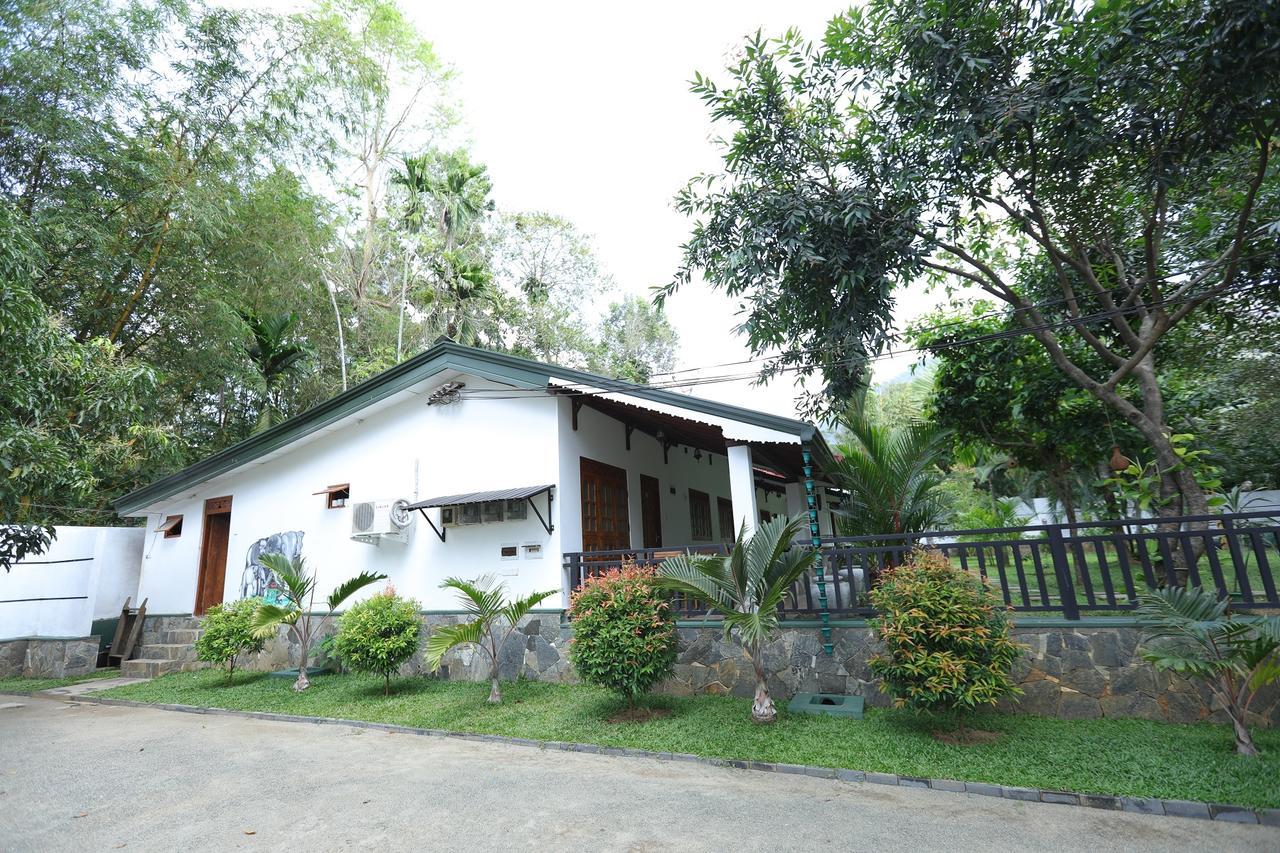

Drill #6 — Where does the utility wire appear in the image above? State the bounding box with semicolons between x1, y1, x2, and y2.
456;277;1269;401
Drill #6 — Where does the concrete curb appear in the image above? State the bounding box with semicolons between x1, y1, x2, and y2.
66;694;1276;827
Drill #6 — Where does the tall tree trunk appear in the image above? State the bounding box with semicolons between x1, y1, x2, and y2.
1230;711;1258;757
326;279;348;391
749;642;776;724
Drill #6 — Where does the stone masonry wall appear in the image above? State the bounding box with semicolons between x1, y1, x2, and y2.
164;611;1277;727
0;637;99;678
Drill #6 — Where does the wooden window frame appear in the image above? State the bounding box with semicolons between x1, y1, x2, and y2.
689;489;713;541
716;497;734;541
158;514;183;538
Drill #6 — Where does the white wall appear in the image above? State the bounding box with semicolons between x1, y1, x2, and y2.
0;526;144;639
134;375;563;614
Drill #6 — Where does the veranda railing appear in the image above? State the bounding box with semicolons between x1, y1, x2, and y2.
562;511;1280;620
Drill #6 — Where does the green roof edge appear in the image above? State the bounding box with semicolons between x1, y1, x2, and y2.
115;341;829;516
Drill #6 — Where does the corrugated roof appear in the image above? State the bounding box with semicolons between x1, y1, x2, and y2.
404;485;553;510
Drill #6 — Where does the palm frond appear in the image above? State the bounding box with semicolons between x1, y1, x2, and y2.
258;553;312;607
654;552;737;613
500;588;559;627
424;619;487;671
250;603;297;639
440;575;506;618
327;570;387;611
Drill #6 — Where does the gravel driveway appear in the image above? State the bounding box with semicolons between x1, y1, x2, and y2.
1;696;1276;852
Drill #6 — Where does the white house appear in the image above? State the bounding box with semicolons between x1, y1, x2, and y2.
115;341;839;615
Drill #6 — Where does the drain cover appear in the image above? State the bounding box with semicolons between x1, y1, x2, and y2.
787;693;864;719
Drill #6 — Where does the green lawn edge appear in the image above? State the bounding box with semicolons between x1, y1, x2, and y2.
99;669;1280;809
0;668;123;694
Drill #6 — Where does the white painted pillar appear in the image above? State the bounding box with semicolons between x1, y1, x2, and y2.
727;444;759;538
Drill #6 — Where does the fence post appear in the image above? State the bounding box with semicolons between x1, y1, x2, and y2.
1046;527;1080;620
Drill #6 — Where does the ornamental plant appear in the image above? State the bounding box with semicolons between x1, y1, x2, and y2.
251;553;386;692
334;588;423;695
655;515;816;724
195;597;266;684
869;549;1023;729
569;561;677;709
1137;585;1280;757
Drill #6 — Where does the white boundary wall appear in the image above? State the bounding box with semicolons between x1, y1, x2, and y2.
0;526;144;639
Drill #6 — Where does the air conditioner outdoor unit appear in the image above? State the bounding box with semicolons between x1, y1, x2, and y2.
351;498;414;544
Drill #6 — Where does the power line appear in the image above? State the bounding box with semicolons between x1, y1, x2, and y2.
455;277;1269;401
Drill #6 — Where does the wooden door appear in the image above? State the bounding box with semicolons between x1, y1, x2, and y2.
640;475;662;549
580;458;630;552
195;496;232;615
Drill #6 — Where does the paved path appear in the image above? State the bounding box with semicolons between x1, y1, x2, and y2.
1;696;1276;852
35;676;150;697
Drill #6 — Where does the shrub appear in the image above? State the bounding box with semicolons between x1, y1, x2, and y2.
195;598;266;684
869;549;1023;724
570;561;678;708
334;589;422;695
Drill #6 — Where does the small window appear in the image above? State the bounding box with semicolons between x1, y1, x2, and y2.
313;483;350;509
483;501;505;523
500;544;519;560
522;542;543;560
158;515;183;538
441;507;456;524
689;489;712;541
717;497;734;541
505;499;528;520
460;503;482;525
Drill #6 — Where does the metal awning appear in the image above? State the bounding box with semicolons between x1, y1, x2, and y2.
405;485;555;542
404;484;553;510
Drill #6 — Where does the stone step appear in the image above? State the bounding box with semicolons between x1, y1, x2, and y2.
121;658;207;679
135;643;197;662
163;628;201;645
121;658;181;679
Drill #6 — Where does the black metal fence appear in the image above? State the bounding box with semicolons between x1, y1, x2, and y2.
562;511;1280;620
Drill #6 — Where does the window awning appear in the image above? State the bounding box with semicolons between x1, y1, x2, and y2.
405;485;555;542
311;483;349;496
403;484;553;510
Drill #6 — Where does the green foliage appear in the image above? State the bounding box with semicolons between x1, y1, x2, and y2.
249;552;386;692
830;402;952;544
424;575;557;704
568;562;677;707
195;598;266;683
671;0;1279;517
870;549;1023;719
1138;585;1280;756
655;515;816;723
1100;433;1227;515
334;589;422;694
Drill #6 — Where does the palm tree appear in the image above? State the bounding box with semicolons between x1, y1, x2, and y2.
831;404;951;567
241;310;311;431
654;516;816;723
425;575;558;703
1137;586;1280;757
250;553;385;692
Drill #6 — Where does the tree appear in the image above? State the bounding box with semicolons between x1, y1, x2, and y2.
830;403;952;556
655;516;816;723
1137;586;1280;757
667;0;1280;523
250;553;385;692
424;575;557;704
592;297;679;383
241;310;313;431
909;303;1134;525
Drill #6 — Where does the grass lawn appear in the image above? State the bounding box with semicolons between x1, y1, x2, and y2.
101;669;1280;809
0;668;122;694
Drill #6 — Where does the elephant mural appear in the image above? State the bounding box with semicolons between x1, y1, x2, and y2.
240;531;305;606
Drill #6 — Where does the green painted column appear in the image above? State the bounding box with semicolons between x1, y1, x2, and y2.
803;445;834;655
